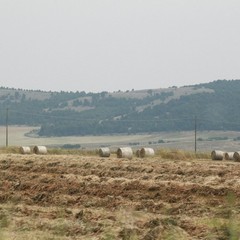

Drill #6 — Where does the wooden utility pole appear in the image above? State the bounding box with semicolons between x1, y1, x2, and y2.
6;108;8;147
194;116;197;153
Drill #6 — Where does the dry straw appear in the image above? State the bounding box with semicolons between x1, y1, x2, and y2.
140;147;155;158
211;150;225;160
19;146;31;154
99;147;110;157
33;146;48;155
117;147;133;159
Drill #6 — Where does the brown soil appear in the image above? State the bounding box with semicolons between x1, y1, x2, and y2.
0;154;240;239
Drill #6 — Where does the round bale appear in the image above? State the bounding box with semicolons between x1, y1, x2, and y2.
211;150;225;160
224;152;234;161
136;149;141;158
233;152;240;162
117;147;133;159
99;147;110;157
140;148;155;158
33;146;47;155
19;146;31;154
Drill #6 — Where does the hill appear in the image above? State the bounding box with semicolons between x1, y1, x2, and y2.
0;80;239;136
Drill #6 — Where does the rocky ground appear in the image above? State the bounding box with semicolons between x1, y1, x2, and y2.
0;153;240;239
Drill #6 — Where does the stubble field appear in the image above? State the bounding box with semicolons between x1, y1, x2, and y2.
2;126;240;152
0;152;240;239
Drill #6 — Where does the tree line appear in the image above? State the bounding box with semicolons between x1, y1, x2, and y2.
0;80;240;136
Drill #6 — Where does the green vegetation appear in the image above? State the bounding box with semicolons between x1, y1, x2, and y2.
207;136;229;141
1;80;240;136
62;144;81;149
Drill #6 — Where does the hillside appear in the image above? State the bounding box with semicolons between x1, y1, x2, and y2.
0;80;239;136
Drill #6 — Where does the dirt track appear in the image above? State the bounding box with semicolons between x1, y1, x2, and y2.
0;154;240;239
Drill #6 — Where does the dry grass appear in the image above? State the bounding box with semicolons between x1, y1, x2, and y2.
48;148;99;156
0;146;99;156
0;146;20;154
0;153;240;239
0;146;211;161
156;148;210;160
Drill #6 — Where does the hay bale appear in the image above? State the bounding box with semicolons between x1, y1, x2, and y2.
99;147;110;157
19;146;31;154
136;149;141;157
233;152;240;162
211;150;224;160
33;146;47;155
140;148;155;158
225;152;234;161
117;147;133;159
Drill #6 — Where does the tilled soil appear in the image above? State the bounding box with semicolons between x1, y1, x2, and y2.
0;154;240;239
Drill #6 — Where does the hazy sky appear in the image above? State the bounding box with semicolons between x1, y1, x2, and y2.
0;0;240;93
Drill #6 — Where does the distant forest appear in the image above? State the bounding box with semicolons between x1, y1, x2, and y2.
0;80;240;136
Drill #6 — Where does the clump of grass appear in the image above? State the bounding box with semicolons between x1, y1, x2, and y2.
37;148;99;156
102;233;116;240
156;148;210;160
52;221;69;236
0;146;99;156
0;146;20;154
0;212;10;228
202;192;240;240
195;152;211;159
118;228;139;240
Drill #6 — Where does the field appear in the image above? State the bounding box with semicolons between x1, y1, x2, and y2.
0;151;240;239
1;126;240;152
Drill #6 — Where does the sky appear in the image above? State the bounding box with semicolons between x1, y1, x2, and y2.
0;0;240;93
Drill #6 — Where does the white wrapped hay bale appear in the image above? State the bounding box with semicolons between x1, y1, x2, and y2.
140;148;155;158
211;150;225;160
19;146;31;154
117;147;133;159
224;152;234;161
99;147;110;157
233;152;240;162
33;146;47;155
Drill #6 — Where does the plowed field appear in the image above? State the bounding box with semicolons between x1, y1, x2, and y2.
0;154;240;239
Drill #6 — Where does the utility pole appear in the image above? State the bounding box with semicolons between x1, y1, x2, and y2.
6;108;8;147
194;116;197;153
